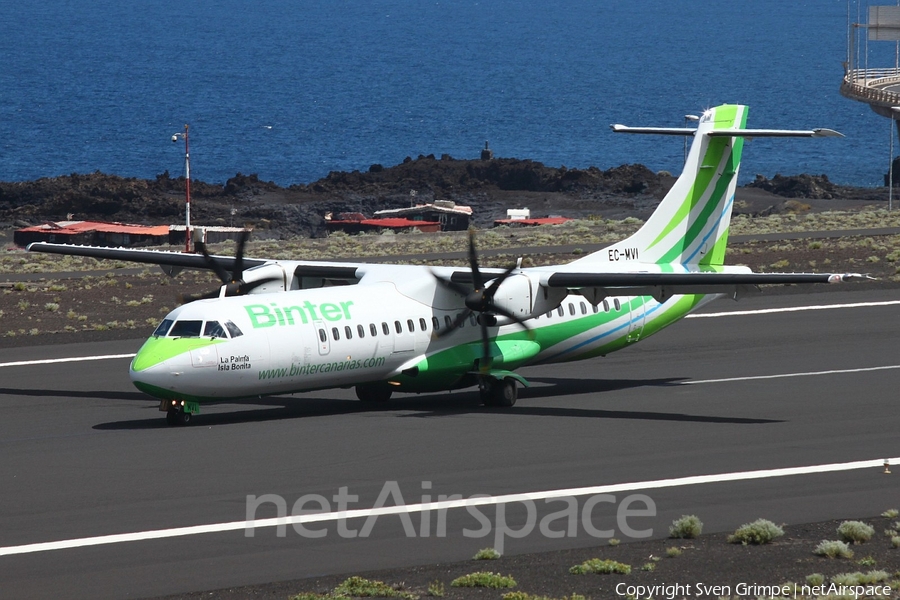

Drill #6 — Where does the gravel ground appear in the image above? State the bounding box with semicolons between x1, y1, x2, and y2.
150;516;900;600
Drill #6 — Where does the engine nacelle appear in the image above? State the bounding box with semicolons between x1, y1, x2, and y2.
242;263;289;294
490;273;567;321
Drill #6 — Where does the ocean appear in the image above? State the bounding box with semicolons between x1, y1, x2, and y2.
0;0;894;188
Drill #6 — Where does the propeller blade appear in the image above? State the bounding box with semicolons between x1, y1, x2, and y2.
232;230;249;282
429;269;471;298
467;230;484;292
489;305;533;334
478;314;492;374
194;240;231;284
484;263;518;298
434;309;472;339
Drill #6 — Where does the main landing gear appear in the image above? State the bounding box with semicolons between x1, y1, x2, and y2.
355;383;393;402
480;376;517;407
161;400;199;426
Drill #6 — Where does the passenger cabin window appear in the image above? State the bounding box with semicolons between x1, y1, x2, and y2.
382;322;390;335
225;320;243;338
591;304;599;314
394;321;402;334
318;329;327;343
203;321;227;339
568;303;575;316
580;302;587;315
153;319;174;337
357;324;365;338
603;299;610;312
444;315;452;328
614;299;621;311
556;306;564;317
345;325;353;339
332;327;340;341
169;320;202;338
370;323;378;336
407;319;415;332
468;314;477;327
419;318;427;332
432;316;440;331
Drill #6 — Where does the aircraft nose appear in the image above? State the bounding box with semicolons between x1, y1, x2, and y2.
129;337;191;400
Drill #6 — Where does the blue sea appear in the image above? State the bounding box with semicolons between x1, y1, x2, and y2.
0;0;895;187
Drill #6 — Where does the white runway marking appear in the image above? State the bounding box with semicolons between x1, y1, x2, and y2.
1;455;897;557
685;364;900;385
687;299;900;319
0;353;136;369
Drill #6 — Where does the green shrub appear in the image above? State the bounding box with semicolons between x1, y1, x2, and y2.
857;555;877;567
727;519;784;545
569;558;631;575
427;581;443;597
805;573;825;586
473;547;501;560
640;562;656;572
814;540;854;559
837;520;875;544
891;536;900;549
831;570;890;585
881;509;899;518
450;572;516;588
608;538;620;547
669;514;703;539
665;546;682;558
333;576;415;599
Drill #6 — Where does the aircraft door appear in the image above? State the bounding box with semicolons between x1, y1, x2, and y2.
314;320;331;355
391;318;415;354
626;299;645;342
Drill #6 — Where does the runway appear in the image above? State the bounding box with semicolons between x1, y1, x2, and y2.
1;288;899;599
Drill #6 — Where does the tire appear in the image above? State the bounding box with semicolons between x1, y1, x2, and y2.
166;409;178;426
492;378;517;407
355;384;393;402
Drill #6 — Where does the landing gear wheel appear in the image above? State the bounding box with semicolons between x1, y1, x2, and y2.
481;378;517;407
355;384;393;402
166;407;192;426
492;377;517;407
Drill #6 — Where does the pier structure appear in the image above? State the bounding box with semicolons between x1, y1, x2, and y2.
842;4;900;123
842;3;900;191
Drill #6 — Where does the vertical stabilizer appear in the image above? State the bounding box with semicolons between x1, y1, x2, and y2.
575;104;747;267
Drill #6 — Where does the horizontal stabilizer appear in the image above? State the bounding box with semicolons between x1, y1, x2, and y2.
611;125;843;138
708;128;844;138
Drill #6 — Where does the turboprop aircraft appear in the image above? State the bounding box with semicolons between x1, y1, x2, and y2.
29;104;864;425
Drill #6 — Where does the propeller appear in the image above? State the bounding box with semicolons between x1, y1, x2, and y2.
432;230;531;373
180;231;280;303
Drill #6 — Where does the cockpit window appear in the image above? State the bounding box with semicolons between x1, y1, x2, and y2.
224;320;243;338
168;320;202;338
203;321;227;339
153;319;174;337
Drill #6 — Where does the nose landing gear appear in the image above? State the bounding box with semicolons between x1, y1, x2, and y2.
160;400;199;426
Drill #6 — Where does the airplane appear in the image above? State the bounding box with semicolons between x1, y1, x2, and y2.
28;104;864;425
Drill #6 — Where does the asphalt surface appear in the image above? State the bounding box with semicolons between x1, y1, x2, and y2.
1;288;899;599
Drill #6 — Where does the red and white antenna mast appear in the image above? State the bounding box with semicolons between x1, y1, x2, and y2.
172;124;192;252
